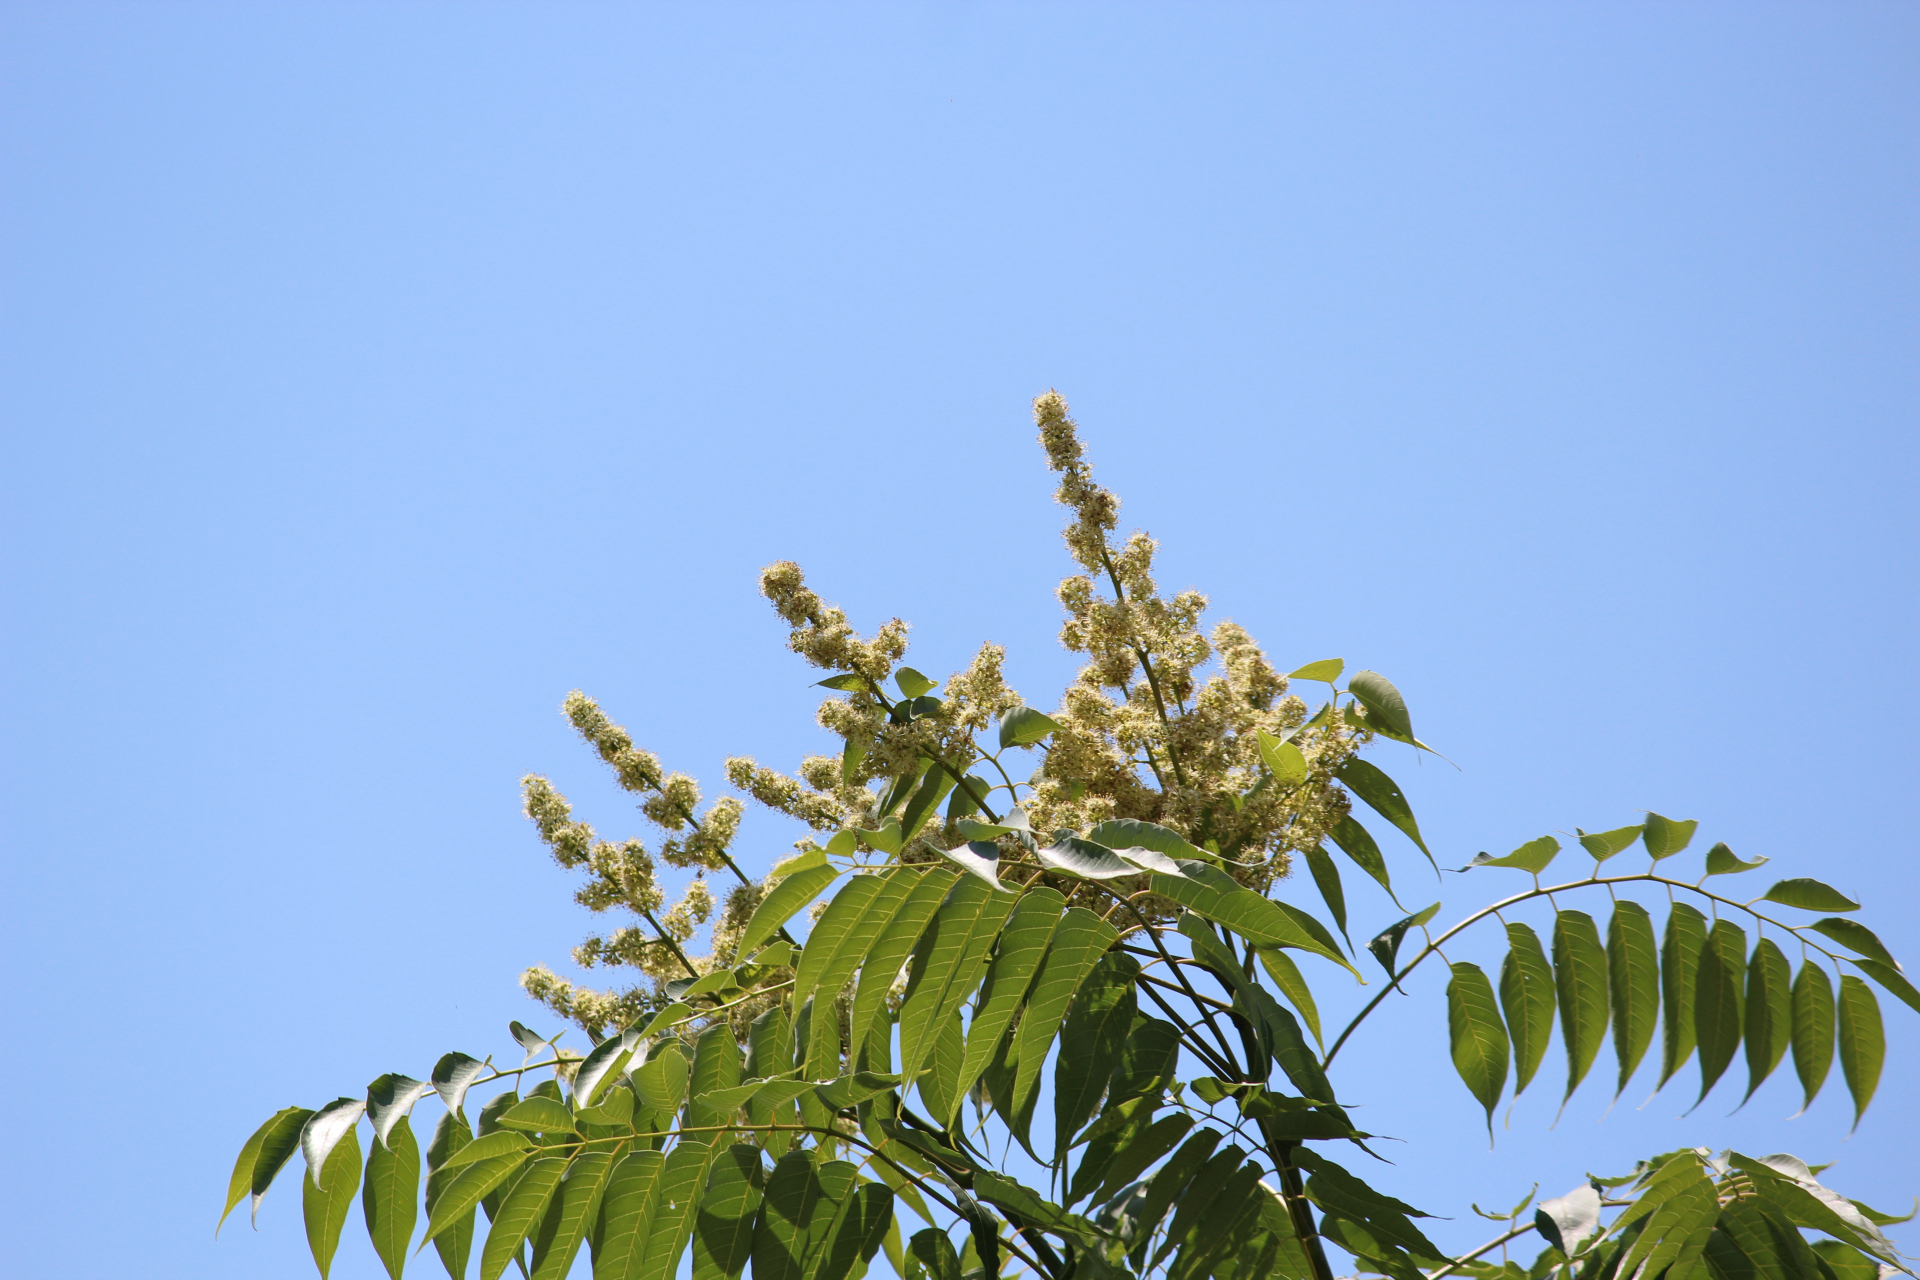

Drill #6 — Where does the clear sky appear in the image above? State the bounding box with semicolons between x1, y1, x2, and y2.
2;4;1915;1277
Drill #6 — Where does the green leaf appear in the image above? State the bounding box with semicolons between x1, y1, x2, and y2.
1054;952;1139;1155
689;1021;744;1127
1761;878;1861;912
591;1149;666;1278
363;1114;420;1280
1790;959;1836;1114
817;674;866;692
946;887;1066;1125
1704;842;1768;876
1446;961;1509;1134
303;1125;362;1279
1469;836;1559;875
740;864;842;956
1086;817;1206;864
1532;1185;1601;1255
945;775;990;822
1256;730;1308;785
1151;861;1359;976
1150;1144;1251;1271
1079;1110;1193;1208
1255;946;1324;1047
907;1227;961;1280
637;1139;718;1280
1693;918;1747;1108
690;1143;765;1280
367;1074;435;1149
430;1054;486;1118
423;1111;475;1280
478;1155;565;1280
1499;923;1556;1096
1011;907;1121;1136
895;667;935;698
936;841;1005;892
1741;937;1793;1105
1836;975;1883;1129
439;1130;531;1174
220;1106;312;1234
1296;1149;1440;1259
1576;824;1643;862
634;1043;691;1116
1808;918;1900;970
1345;670;1414;743
574;1026;647;1109
1038;834;1140;879
1606;901;1659;1096
1328;817;1393;896
1300;846;1348;947
510;1021;551;1056
1852;957;1920;1016
846;868;956;1062
494;1096;576;1134
840;738;866;786
1640;813;1698;860
810;1181;893;1280
528;1149;613;1280
1337;758;1431;863
815;1070;903;1111
1288;658;1344;683
1613;1156;1717;1280
1659;903;1708;1089
751;1150;828;1280
897;877;1018;1085
1811;1241;1882;1280
1551;910;1610;1105
998;705;1061;748
1368;902;1440;980
901;768;958;841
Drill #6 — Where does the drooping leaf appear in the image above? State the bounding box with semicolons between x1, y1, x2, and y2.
1256;730;1308;785
945;775;991;822
691;1144;765;1280
220;1106;312;1234
1337;758;1430;863
303;1125;362;1279
1368;902;1440;981
1612;1155;1718;1280
1606;901;1659;1095
999;705;1061;748
1741;937;1793;1105
751;1150;828;1280
897;877;1018;1085
1499;922;1556;1096
591;1149;666;1278
894;667;934;698
528;1149;613;1280
1150;1144;1251;1272
740;864;843;956
636;1138;717;1280
1705;842;1768;876
423;1110;475;1280
1852;957;1920;1016
1328;817;1393;896
1659;902;1708;1089
438;1130;531;1175
1551;910;1610;1105
1288;658;1344;683
907;1227;961;1280
1109;1015;1182;1105
1790;960;1836;1114
900;767;958;841
1468;836;1559;875
1576;824;1642;863
1054;952;1140;1155
1693;918;1748;1107
1126;1128;1223;1270
1345;670;1414;743
1445;961;1509;1134
846;868;956;1061
810;1181;894;1280
1010;907;1121;1138
946;886;1066;1126
634;1043;691;1118
509;1021;550;1056
1295;1149;1440;1259
1836;975;1883;1129
479;1155;565;1280
1254;946;1323;1046
1300;845;1348;947
1085;817;1205;864
1807;918;1900;970
367;1075;435;1150
1761;878;1861;913
1640;813;1698;860
574;1026;646;1109
362;1114;420;1280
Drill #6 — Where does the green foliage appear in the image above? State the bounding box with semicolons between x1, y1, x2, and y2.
226;395;1913;1280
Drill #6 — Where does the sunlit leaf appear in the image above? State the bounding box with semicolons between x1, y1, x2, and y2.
362;1115;419;1280
527;1150;612;1280
478;1155;564;1280
1741;938;1793;1105
946;887;1065;1126
431;1054;486;1117
1659;903;1709;1089
1694;918;1747;1108
303;1125;362;1279
1256;729;1308;785
1790;960;1836;1114
1010;908;1121;1139
1446;961;1509;1135
302;1098;368;1187
1837;976;1884;1129
1152;861;1359;976
998;705;1061;748
1705;842;1768;876
1640;813;1698;860
1761;878;1861;913
1469;836;1559;875
1499;922;1555;1097
1533;1185;1601;1255
220;1106;312;1234
1038;834;1139;879
1085;818;1205;863
1255;946;1324;1047
817;674;866;692
1287;658;1343;683
1337;758;1430;863
739;863;842;956
1576;824;1643;862
895;667;934;698
935;841;1005;892
493;1096;575;1135
1345;670;1414;743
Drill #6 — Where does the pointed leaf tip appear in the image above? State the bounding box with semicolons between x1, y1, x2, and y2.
1762;878;1861;912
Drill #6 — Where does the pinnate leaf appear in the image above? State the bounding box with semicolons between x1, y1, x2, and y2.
1762;879;1861;913
1445;961;1509;1134
1837;975;1884;1129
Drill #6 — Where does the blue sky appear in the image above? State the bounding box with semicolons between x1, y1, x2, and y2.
2;4;1915;1277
